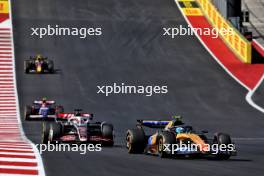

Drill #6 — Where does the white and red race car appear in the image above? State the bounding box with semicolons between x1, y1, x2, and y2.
42;109;114;146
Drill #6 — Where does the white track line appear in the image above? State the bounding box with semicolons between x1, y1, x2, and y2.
0;152;35;156
0;146;32;150
8;0;46;175
0;148;33;151
1;175;38;176
0;166;38;170
0;158;37;162
246;74;264;113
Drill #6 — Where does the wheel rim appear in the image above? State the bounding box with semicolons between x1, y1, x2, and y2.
158;138;164;153
48;128;53;142
126;134;132;150
24;108;27;119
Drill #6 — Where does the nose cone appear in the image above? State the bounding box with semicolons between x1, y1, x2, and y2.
37;66;42;72
79;137;87;142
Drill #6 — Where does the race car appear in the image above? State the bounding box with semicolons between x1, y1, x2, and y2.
41;109;114;146
24;98;64;120
126;116;236;160
24;54;55;73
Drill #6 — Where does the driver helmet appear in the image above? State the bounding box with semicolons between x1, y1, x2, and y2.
36;54;42;61
175;127;184;134
41;103;47;108
42;97;47;104
80;117;88;124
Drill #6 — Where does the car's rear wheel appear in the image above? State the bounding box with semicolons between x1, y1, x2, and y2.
47;60;54;73
126;128;146;154
214;133;232;160
24;60;30;73
157;131;176;158
48;122;63;143
101;123;114;146
24;106;31;121
42;122;50;144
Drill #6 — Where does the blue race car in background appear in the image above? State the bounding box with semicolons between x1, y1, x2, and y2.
24;98;64;120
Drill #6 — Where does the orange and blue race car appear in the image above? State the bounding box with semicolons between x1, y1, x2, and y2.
126;116;237;159
24;54;55;73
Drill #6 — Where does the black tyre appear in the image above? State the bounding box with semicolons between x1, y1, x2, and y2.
199;134;208;143
157;131;176;158
24;106;31;121
24;60;30;73
126;128;146;154
101;123;114;146
49;122;63;142
214;133;232;160
41;122;50;144
47;60;54;73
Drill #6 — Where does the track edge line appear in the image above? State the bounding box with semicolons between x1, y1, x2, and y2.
8;0;46;175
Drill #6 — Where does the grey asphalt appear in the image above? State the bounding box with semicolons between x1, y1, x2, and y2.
12;0;264;176
252;80;264;109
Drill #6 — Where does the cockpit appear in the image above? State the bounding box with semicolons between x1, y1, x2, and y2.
68;116;90;126
174;125;193;134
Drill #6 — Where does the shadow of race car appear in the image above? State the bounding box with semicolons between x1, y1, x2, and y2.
41;109;114;146
24;99;64;120
24;54;54;73
126;116;236;160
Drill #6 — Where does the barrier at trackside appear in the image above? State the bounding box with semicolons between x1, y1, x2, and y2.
196;0;252;64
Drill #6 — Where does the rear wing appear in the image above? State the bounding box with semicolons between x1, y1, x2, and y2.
34;100;55;104
57;113;93;120
137;116;184;128
30;56;48;60
137;120;171;128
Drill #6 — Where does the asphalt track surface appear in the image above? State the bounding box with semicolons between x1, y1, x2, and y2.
12;0;264;175
253;81;264;108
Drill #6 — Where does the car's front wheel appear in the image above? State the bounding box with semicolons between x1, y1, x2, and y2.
101;123;114;146
24;60;30;73
126;128;146;154
24;106;31;121
157;131;176;158
48;122;63;143
214;133;232;160
41;122;51;144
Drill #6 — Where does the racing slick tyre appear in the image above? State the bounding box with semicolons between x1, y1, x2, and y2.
48;122;63;143
101;123;114;146
24;106;31;121
24;60;30;73
126;128;146;154
214;133;232;160
47;60;54;73
157;131;176;158
42;122;51;144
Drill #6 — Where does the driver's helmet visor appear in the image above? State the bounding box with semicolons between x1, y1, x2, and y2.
175;127;184;133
